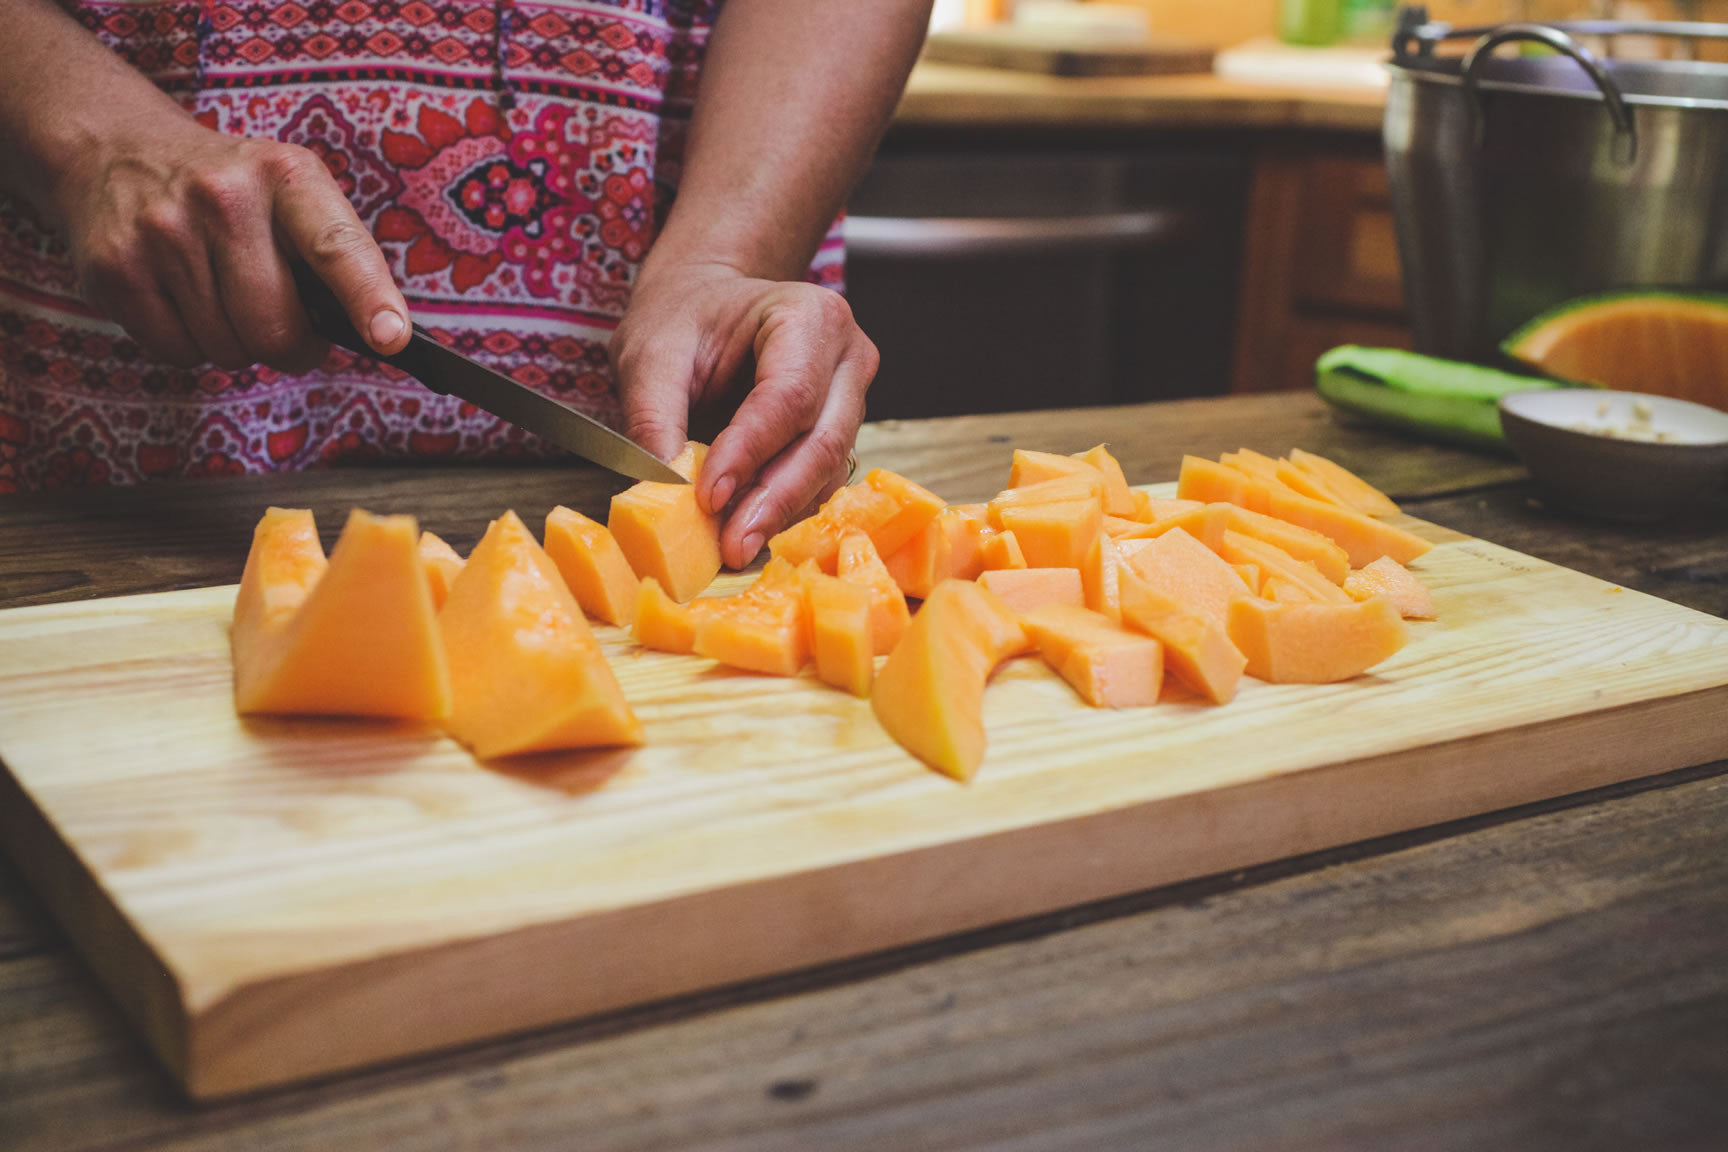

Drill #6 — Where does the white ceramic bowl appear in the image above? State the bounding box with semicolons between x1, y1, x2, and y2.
1498;390;1728;521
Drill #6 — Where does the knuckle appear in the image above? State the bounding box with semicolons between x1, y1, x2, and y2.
260;141;321;184
810;287;854;329
136;203;190;248
189;165;257;222
306;219;372;267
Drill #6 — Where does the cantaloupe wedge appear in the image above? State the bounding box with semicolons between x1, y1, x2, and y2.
1081;532;1123;623
1345;556;1438;620
1009;448;1097;489
997;499;1102;570
1117;568;1245;705
1287;448;1401;517
1226;595;1408;684
438;511;640;757
692;558;809;677
1220;448;1285;487
800;563;876;697
768;483;899;572
1136;495;1205;524
1272;459;1351;508
1115;502;1233;549
233;508;451;720
632;577;708;654
981;529;1029;570
545;506;639;627
1072;444;1138;517
871;579;1027;782
1122;526;1255;630
1021;603;1162;709
1176;455;1255;507
609;441;721;601
977;567;1085;615
836;530;911;654
986;476;1106;528
1215;530;1353;605
418;531;465;611
883;506;991;598
864;468;947;557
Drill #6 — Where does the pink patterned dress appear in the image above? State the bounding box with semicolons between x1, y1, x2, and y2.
0;0;844;491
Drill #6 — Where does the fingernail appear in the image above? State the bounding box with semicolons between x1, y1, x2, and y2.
370;309;404;348
739;532;764;565
708;474;736;513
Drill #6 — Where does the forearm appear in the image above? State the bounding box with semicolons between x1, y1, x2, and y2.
642;0;932;283
0;0;191;224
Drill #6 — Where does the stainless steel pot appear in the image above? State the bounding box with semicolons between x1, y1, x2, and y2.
1385;15;1728;363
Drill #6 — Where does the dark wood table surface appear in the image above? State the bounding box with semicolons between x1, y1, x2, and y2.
4;392;1726;1151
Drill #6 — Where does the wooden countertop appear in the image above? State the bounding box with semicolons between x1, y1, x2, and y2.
894;60;1388;134
4;391;1726;1149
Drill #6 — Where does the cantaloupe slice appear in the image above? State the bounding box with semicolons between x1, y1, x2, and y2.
1262;577;1318;604
692;558;809;677
633;577;703;654
864;468;947;557
997;499;1102;570
609;441;721;601
418;531;465;611
977;567;1085;615
836;529;911;654
1220;447;1286;487
1226;595;1408;684
1081;532;1123;623
438;511;641;757
767;483;900;572
1021;603;1162;709
1214;504;1349;584
981;529;1029;570
1117;568;1245;705
1121;526;1255;630
545;506;639;627
800;564;876;697
1215;530;1353;605
1136;495;1205;524
871;579;1027;782
1287;448;1401;517
1271;459;1351;508
1103;515;1149;538
987;476;1106;528
1176;455;1255;507
233;508;451;720
1115;502;1233;549
1009;448;1091;487
1344;556;1438;620
883;506;991;598
1072;444;1137;517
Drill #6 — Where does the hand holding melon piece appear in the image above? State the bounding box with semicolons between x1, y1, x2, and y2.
609;441;721;601
871;580;1027;782
1227;595;1408;684
417;531;465;611
439;511;641;758
1021;603;1163;709
545;506;639;627
233;508;451;720
1345;557;1437;620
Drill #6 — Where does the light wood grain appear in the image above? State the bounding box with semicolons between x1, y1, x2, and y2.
3;492;1726;1098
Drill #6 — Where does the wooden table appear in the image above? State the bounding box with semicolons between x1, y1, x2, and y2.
4;392;1726;1150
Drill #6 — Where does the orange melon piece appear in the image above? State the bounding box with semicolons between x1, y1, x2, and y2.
1262;577;1321;604
545;506;639;627
1127;491;1204;524
1122;526;1255;630
986;476;1106;529
1116;502;1233;549
1232;562;1263;593
1345;556;1438;620
1103;515;1149;538
1072;444;1138;517
870;579;1026;782
632;577;716;654
800;564;876;697
882;506;990;598
1176;455;1254;507
1009;449;1101;490
438;511;640;757
997;499;1102;570
1117;568;1245;705
864;468;947;557
1021;603;1162;709
609;440;721;601
418;531;465;611
981;529;1029;571
1227;595;1408;684
692;558;810;677
766;482;900;573
233;508;450;720
1258;483;1430;569
1272;459;1352;508
1213;504;1350;584
836;530;911;654
1081;532;1123;623
1287;448;1401;517
977;567;1085;615
1220;448;1286;487
1215;530;1353;606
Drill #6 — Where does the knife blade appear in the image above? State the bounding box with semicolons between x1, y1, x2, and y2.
292;267;687;484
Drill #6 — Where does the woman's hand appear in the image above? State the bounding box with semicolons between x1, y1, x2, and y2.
611;260;877;570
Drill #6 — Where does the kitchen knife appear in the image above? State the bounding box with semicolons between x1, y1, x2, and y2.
292;267;688;484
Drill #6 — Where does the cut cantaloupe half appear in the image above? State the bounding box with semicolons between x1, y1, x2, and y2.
1122;525;1255;631
836;529;911;654
1226;594;1408;684
1021;603;1162;709
1117;567;1245;705
871;579;1027;782
545;506;639;627
1345;556;1438;620
1501;291;1728;409
1215;530;1353;606
418;530;465;611
692;557;809;676
438;511;641;757
1287;448;1401;517
609;441;721;601
800;563;876;697
981;529;1029;571
977;567;1085;615
233;508;451;720
997;499;1102;571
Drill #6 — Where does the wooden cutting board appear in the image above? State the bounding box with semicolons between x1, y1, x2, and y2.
3;491;1727;1099
923;29;1216;77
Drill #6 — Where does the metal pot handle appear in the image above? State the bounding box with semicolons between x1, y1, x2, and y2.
1459;24;1638;164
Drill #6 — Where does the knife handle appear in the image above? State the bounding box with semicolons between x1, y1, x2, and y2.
291;265;449;394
